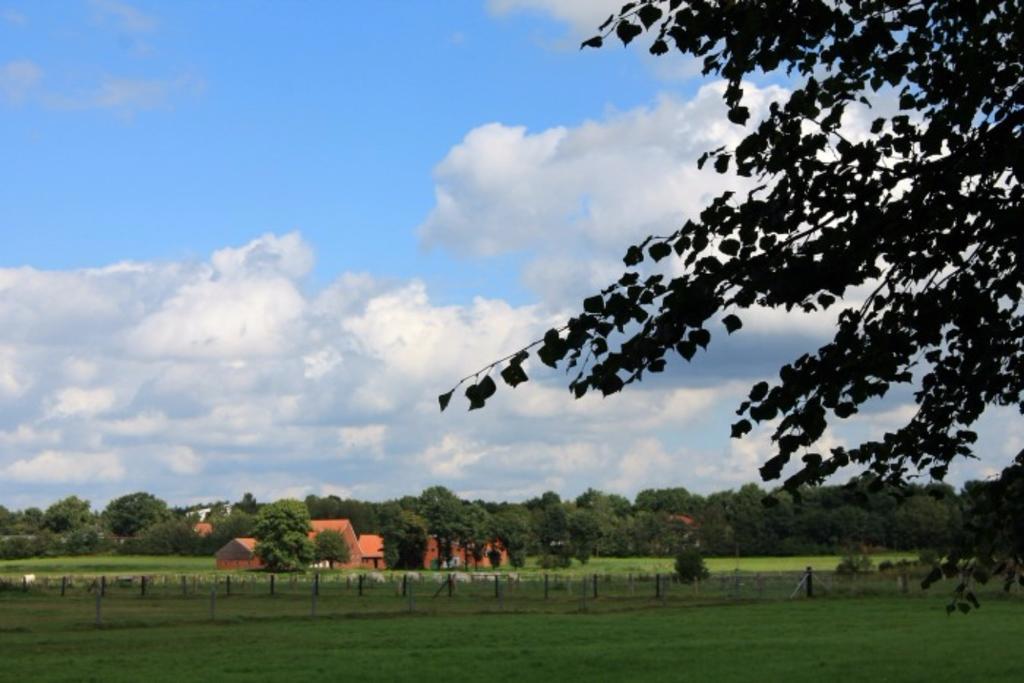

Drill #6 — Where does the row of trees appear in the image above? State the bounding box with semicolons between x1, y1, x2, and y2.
1;481;966;564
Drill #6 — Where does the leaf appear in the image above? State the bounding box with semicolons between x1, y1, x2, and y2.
714;154;730;173
727;106;750;125
638;4;663;29
722;314;742;334
477;375;497;400
650;39;669;56
583;295;605;314
598;13;615;31
649;241;672;261
731;419;752;438
616;20;643;46
500;362;529;388
438;390;454;412
676;340;697;361
580;36;603;50
689;328;711;349
749;381;769;402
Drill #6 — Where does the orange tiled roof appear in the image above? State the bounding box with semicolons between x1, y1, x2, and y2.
669;514;699;527
358;534;384;557
236;537;257;551
308;519;352;539
194;522;214;536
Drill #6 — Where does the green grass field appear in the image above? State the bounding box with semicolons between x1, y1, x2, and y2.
0;552;917;577
0;596;1021;682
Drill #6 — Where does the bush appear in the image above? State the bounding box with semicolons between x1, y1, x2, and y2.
674;547;709;584
539;552;572;569
836;549;875;575
917;548;940;567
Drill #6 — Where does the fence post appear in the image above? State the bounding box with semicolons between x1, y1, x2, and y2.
407;579;415;613
544;573;549;600
315;573;320;597
311;576;318;618
655;573;661;600
181;575;187;596
270;574;276;596
95;584;102;627
61;576;67;597
226;575;231;597
494;574;500;599
593;574;598;599
900;572;908;594
100;575;106;597
402;574;407;597
806;566;814;598
358;574;363;597
628;573;634;596
210;586;216;621
141;575;146;597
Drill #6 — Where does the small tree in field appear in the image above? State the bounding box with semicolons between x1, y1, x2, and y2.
314;530;351;569
253;499;314;572
675;547;709;584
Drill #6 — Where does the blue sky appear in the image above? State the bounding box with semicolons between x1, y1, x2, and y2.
2;0;675;303
1;1;1018;510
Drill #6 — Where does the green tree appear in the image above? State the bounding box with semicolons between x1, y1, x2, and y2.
131;519;201;555
43;496;93;534
491;506;532;568
568;508;602;565
103;492;170;537
418;486;466;567
675;547;710;584
380;504;429;570
252;499;314;571
314;529;351;568
235;492;259;515
441;1;1023;605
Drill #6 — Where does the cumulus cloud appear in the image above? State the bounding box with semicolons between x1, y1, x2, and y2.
3;450;125;484
0;59;42;104
488;0;624;35
419;82;788;306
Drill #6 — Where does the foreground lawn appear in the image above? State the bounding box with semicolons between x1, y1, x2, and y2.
0;597;1020;682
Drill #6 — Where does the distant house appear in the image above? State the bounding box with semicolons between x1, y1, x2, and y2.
357;534;385;569
422;537;509;570
193;522;214;537
308;519;362;569
215;537;264;570
214;519;363;570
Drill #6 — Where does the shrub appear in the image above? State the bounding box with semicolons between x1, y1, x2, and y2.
674;547;709;584
836;550;874;575
539;553;571;569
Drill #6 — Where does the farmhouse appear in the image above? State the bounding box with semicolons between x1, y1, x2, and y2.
214;519;364;570
422;537;509;570
357;534;385;569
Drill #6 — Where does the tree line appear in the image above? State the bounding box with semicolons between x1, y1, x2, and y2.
0;480;966;565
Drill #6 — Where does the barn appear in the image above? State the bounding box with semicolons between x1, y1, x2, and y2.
214;537;264;570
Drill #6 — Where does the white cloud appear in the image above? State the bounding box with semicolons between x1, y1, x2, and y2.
0;59;42;104
4;450;125;484
0;228;1013;507
2;8;27;25
488;0;623;35
90;0;156;34
419;82;788;306
45;74;204;115
49;387;117;418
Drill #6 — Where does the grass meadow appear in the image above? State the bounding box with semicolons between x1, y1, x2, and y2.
0;552;918;577
0;594;1021;682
